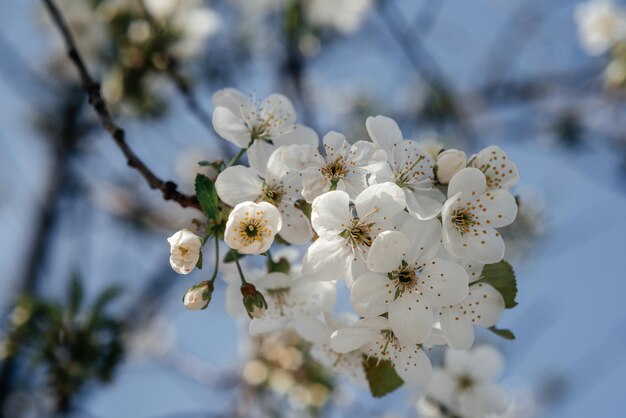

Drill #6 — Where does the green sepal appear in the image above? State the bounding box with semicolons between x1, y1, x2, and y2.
195;174;219;220
488;326;516;340
476;260;518;309
363;356;404;398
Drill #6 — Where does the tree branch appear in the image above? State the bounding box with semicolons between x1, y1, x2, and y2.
41;0;201;211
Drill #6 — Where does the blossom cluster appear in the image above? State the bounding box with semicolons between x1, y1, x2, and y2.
575;0;626;88
166;88;521;407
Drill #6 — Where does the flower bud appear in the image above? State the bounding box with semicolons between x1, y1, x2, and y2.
183;281;214;310
240;283;267;319
167;229;203;274
436;149;467;185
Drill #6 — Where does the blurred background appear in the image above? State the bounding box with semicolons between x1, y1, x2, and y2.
0;0;625;417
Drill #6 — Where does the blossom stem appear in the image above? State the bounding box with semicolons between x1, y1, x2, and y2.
226;148;246;168
209;235;220;283
233;252;248;284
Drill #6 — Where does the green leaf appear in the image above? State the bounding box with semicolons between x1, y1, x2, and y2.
195;174;219;220
363;356;404;398
267;256;290;273
196;251;203;270
476;260;517;308
488;326;516;340
224;251;246;264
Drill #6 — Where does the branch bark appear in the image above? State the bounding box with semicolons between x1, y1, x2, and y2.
41;0;201;211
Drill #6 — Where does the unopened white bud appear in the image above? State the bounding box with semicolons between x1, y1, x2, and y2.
168;229;202;274
436;149;467;185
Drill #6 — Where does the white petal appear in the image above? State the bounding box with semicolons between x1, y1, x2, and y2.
354;182;406;221
248;140;275;177
249;316;286;335
366;115;403;155
215;166;262;206
294;316;332;344
261;94;296;137
461;282;505;327
366;231;407;273
348;140;387;167
311;190;352;239
474;383;509;416
469;145;520;190
442;224;468;259
274;124;319;147
419;258;469;307
330;327;377;353
257;201;283;233
444;349;472;375
301;237;351;281
278;203;313;245
465;227;505;264
400;217;442;266
468;345;504;382
447;168;487;200
426;369;455;406
473;189;518;228
405;190;444;220
439;307;475;350
391;343;433;388
350;273;393;316
212;87;249;115
388;293;433;345
212;106;251;148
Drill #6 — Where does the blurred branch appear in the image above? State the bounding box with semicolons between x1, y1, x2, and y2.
40;0;202;212
135;0;226;147
413;0;445;37
378;0;479;148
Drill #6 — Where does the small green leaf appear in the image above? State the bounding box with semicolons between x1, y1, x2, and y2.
197;160;210;166
363;356;404;398
224;251;246;264
267;256;290;273
67;273;84;316
195;174;219;220
488;326;516;340
196;251;203;270
476;260;517;308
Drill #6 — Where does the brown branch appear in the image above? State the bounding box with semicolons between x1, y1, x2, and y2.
41;0;201;211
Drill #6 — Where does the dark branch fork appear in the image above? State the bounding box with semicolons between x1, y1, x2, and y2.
41;0;201;211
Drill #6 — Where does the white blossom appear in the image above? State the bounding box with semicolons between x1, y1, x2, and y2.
224;201;282;255
351;218;468;345
305;0;373;34
436;260;505;350
302;183;407;283
216;147;313;245
574;0;626;55
441;168;517;264
366;115;445;220
436;149;467;185
211;88;318;174
295;314;367;388
330;316;433;388
249;272;336;335
282;131;386;203
426;346;508;418
468;146;519;191
167;229;202;274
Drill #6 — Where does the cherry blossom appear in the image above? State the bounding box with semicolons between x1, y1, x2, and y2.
224;201;282;255
301;183;406;282
441;168;518;264
350;218;468;345
366;115;444;220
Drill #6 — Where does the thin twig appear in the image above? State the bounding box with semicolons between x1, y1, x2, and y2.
41;0;201;211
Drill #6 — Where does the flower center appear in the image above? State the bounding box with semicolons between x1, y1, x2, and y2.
262;183;283;206
395;155;426;188
457;374;475;391
237;216;270;247
451;207;475;235
389;261;423;299
340;216;373;249
321;156;348;186
179;246;189;256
